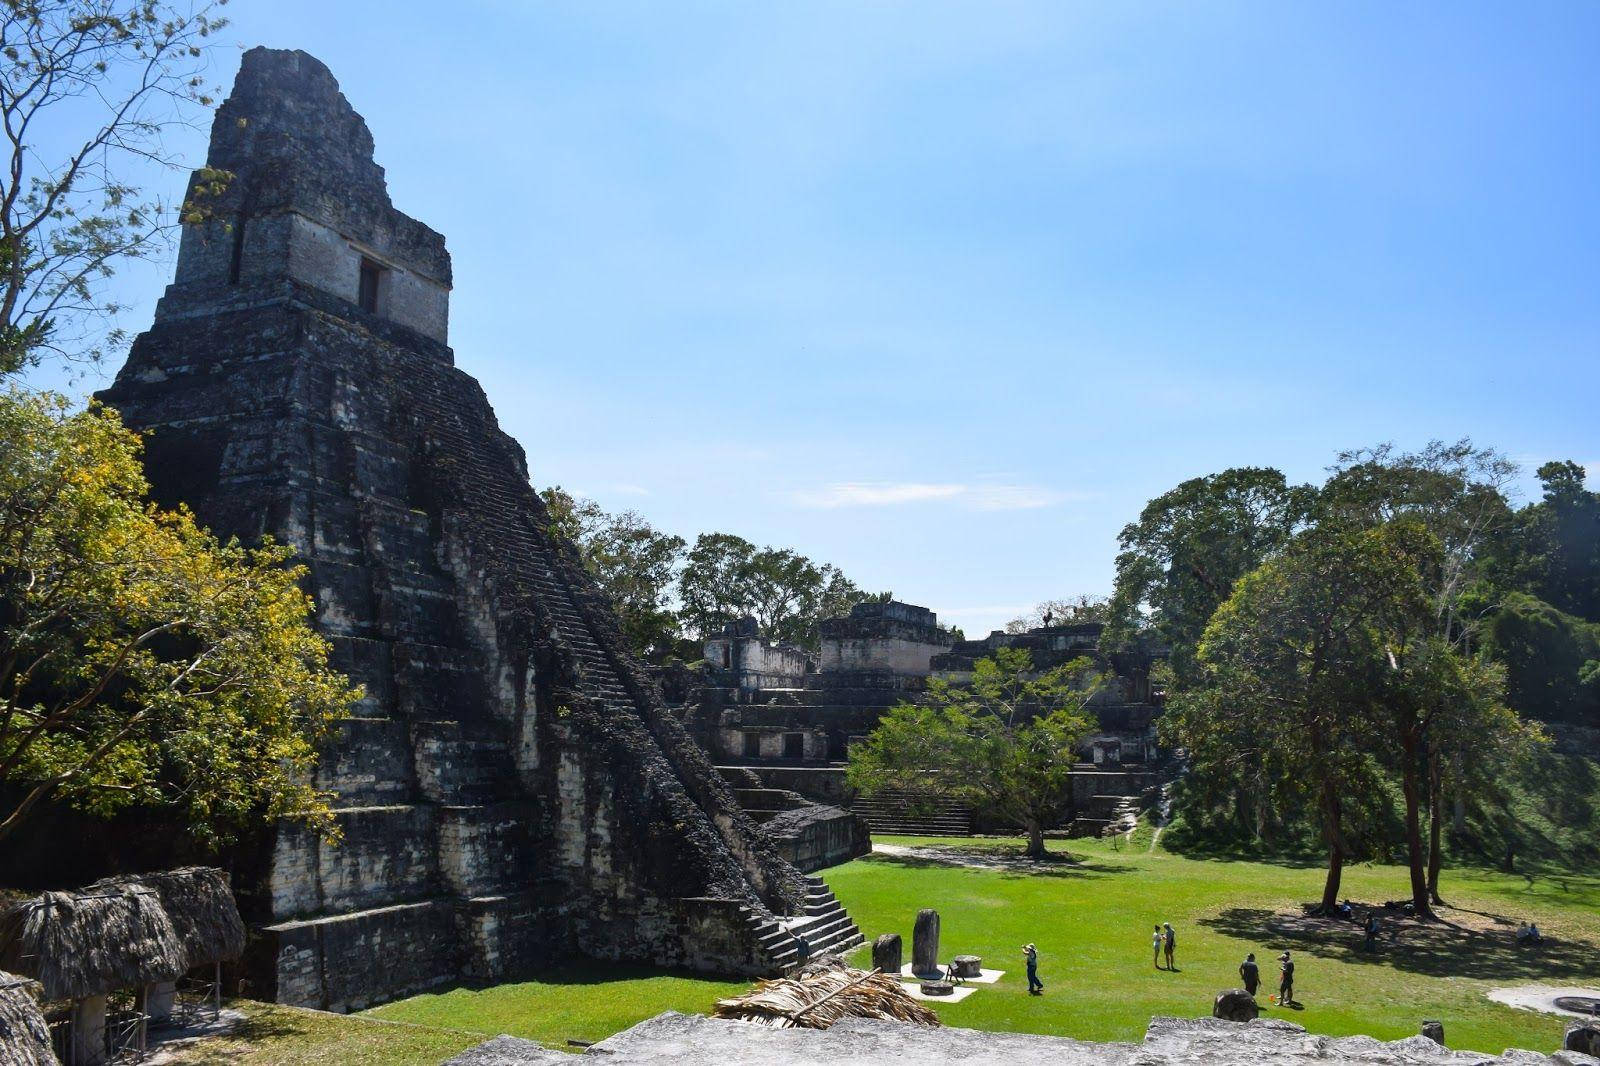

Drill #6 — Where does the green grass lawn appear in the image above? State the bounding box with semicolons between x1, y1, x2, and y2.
164;835;1599;1063
363;962;752;1048
824;834;1600;1055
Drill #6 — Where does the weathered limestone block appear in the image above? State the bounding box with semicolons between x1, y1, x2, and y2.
71;994;108;1066
1565;1023;1600;1057
1212;989;1259;1022
952;955;982;978
871;934;902;975
913;909;941;977
1420;1020;1444;1045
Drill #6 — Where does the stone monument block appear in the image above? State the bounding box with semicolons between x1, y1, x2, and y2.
872;933;902;975
1420;1020;1444;1045
1212;989;1260;1022
952;955;982;978
1566;1024;1600;1057
912;909;941;977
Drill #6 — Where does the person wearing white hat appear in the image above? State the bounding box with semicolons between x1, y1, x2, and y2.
1276;951;1295;1006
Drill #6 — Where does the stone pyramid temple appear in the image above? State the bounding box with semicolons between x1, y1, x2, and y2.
98;48;834;1011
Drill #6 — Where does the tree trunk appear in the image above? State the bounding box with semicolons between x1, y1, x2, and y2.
1426;750;1445;906
1400;733;1431;917
1025;817;1046;859
1319;778;1344;913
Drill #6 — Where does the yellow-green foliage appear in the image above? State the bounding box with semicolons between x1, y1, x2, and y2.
0;388;356;844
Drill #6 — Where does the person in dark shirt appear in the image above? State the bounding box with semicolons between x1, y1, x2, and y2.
1364;912;1382;951
1239;953;1260;997
1277;951;1295;1006
1163;922;1177;970
1024;943;1043;994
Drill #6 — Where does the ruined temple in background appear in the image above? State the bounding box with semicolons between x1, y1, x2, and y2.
683;600;1169;838
95;48;856;1011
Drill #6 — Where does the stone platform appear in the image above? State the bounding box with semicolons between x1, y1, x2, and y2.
445;1012;1594;1064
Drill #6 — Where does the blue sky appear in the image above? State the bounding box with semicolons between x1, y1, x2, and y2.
26;1;1600;636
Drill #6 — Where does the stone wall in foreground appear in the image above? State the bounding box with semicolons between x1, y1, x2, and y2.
447;1012;1596;1066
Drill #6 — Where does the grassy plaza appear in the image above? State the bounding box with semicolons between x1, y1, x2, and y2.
157;833;1598;1063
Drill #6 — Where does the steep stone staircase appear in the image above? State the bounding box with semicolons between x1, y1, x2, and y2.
848;789;972;836
740;875;864;971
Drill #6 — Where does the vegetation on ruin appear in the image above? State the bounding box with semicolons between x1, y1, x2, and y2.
149;834;1599;1062
0;0;232;375
847;648;1100;857
0;388;354;844
541;485;875;656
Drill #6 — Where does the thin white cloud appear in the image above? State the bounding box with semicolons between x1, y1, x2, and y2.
788;481;1077;511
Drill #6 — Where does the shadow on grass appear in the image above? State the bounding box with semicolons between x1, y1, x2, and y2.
1199;906;1598;982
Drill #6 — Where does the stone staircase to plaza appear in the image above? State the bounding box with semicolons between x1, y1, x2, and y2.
742;875;864;970
848;789;973;836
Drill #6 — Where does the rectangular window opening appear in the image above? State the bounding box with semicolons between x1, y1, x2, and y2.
358;257;384;314
228;218;246;285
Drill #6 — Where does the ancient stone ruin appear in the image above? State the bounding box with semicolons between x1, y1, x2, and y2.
96;47;836;1011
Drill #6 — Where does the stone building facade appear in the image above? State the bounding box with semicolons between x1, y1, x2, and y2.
95;48;827;1011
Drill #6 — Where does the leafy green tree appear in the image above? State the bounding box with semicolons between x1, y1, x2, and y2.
0;389;355;845
1107;468;1315;679
0;0;232;375
1499;461;1600;623
539;487;685;658
847;647;1098;858
678;531;862;649
1319;439;1516;642
1181;524;1427;911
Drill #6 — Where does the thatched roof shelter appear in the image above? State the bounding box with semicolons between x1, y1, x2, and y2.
712;958;940;1030
0;878;185;1001
0;971;58;1065
119;867;245;968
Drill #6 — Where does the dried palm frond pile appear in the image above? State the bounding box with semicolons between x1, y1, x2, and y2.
712;958;940;1030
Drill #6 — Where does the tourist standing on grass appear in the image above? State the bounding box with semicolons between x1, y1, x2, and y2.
1163;922;1177;970
1152;924;1164;969
1024;943;1043;994
1277;952;1295;1006
1239;953;1259;997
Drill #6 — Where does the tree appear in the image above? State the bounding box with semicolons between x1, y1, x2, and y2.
1494;461;1600;624
678;532;863;649
0;389;354;845
1005;595;1109;634
1182;524;1426;911
1320;439;1516;644
539;487;685;659
847;647;1098;858
0;0;231;375
1107;468;1316;681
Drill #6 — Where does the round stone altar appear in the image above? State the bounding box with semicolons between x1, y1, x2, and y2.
952;955;983;978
